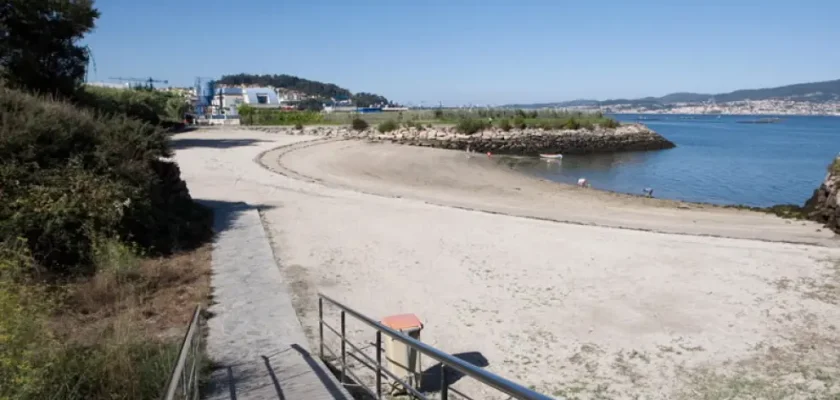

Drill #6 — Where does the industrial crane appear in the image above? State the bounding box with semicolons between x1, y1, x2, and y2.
109;76;169;89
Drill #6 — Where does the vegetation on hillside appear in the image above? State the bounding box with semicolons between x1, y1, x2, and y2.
1;1;213;399
218;73;390;106
217;73;347;98
78;86;191;126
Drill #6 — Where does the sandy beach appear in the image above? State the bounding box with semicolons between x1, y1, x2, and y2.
175;129;840;399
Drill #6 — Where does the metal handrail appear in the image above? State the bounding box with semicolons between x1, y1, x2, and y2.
162;305;203;400
318;293;554;400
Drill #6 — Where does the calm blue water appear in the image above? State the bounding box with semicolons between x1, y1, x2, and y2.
509;114;840;207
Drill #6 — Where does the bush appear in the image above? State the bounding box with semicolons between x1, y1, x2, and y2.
294;123;304;130
0;87;211;273
0;243;56;399
434;109;444;119
563;117;581;130
455;118;490;135
378;120;399;133
40;339;180;400
238;107;323;125
601;118;620;129
513;116;527;130
351;118;369;131
498;118;512;132
77;86;188;125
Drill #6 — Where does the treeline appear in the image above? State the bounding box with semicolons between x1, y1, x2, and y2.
219;73;352;99
1;0;212;399
218;73;391;106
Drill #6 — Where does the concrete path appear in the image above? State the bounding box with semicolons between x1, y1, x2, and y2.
175;133;352;400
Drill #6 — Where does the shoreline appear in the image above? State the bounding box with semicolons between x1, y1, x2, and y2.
493;153;809;215
259;137;835;246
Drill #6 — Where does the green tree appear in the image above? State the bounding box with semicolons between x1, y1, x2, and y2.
0;0;100;98
352;92;389;107
297;98;324;111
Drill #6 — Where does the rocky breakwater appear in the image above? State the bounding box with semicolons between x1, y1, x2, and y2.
804;156;840;233
378;123;674;155
244;123;675;155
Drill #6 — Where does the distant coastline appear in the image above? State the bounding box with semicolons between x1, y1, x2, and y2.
610;109;840;117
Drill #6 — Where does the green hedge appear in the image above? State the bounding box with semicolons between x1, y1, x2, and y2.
238;106;324;125
0;87;211;273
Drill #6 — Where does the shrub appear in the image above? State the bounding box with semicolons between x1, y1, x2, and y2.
513;116;527;129
294;123;304;130
498;118;512;132
378;120;399;133
40;338;180;400
563;118;581;130
0;244;56;399
351;118;369;131
77;86;188;125
455;118;490;135
434;109;444;119
601;118;620;129
238;109;323;125
0;87;211;273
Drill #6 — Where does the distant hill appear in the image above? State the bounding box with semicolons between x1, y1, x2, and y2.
509;78;840;108
217;73;389;106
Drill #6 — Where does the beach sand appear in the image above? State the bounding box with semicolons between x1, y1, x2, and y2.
175;129;840;399
266;139;836;246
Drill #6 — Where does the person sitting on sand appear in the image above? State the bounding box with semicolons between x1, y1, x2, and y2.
643;187;654;198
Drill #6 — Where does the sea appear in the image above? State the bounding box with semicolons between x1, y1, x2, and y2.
506;114;840;207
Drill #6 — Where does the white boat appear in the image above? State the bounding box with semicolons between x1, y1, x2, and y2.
539;154;563;159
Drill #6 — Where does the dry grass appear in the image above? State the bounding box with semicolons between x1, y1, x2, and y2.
56;243;212;344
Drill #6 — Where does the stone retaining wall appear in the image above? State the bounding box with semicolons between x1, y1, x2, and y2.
242;123;675;155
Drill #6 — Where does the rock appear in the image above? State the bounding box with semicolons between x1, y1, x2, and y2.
804;156;840;233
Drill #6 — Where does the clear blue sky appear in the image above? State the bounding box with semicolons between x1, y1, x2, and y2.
84;0;840;105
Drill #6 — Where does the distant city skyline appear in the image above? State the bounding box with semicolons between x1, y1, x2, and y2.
84;0;840;105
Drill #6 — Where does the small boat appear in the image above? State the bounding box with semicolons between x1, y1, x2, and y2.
539;154;563;159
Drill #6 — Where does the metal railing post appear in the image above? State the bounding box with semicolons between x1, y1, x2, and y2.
340;310;347;383
317;293;554;400
376;331;382;399
194;330;202;400
319;297;324;360
440;364;449;400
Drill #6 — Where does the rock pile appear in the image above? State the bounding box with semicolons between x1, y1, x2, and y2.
804;156;840;232
241;123;676;155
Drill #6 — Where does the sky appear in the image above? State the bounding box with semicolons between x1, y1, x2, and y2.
84;0;840;105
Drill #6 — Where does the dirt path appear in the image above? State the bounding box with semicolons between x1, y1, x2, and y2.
175;129;840;399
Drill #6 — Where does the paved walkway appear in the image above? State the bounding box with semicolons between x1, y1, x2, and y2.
200;201;350;400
